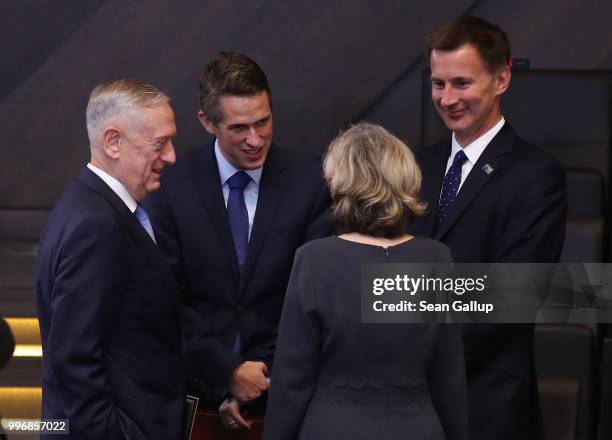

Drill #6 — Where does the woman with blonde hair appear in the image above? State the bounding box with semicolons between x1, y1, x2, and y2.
263;123;467;440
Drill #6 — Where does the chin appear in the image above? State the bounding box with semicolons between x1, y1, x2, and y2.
443;121;460;133
241;158;266;170
445;120;470;134
146;182;161;193
251;160;266;169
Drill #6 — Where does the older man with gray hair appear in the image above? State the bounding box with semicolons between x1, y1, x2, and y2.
36;79;184;440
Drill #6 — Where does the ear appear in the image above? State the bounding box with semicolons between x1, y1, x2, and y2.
198;111;217;136
494;65;511;96
102;126;121;160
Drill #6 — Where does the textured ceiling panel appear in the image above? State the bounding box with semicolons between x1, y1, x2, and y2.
2;0;612;208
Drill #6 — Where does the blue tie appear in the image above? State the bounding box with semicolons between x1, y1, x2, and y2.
227;171;251;269
135;204;156;243
437;150;468;225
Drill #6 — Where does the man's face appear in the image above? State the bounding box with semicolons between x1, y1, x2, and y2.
430;43;510;146
199;91;273;170
116;103;177;200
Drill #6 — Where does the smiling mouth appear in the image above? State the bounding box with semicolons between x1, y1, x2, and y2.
447;109;465;117
243;147;263;158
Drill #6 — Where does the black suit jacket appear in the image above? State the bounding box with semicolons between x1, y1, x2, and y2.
144;141;332;404
412;123;567;440
36;168;184;440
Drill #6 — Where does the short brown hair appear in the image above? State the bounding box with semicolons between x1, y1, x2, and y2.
323;123;426;237
199;51;271;125
425;17;511;73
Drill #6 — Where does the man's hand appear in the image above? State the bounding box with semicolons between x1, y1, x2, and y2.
229;361;269;403
219;397;251;430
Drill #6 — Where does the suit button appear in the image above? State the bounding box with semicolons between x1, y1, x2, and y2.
237;305;243;313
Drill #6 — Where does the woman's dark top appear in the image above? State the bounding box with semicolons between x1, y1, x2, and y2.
263;236;467;440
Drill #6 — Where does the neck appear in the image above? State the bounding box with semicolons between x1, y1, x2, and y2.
89;157;142;202
339;232;413;247
90;155;116;178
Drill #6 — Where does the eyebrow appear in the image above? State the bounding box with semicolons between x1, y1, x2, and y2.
226;115;271;129
226;123;248;130
430;75;473;81
451;76;474;82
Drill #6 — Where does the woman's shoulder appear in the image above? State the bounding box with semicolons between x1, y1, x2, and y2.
296;236;342;256
407;236;453;262
295;236;371;267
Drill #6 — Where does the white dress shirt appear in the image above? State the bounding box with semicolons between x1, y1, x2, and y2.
214;139;262;240
446;116;505;193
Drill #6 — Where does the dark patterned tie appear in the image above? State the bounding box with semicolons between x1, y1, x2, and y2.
436;150;468;225
227;171;251;268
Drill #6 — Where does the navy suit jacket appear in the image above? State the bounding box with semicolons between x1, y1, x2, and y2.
412;123;567;440
144;141;332;404
36;168;184;440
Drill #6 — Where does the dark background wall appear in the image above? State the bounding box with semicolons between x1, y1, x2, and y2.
2;0;612;211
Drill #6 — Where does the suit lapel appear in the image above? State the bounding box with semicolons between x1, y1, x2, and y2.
78;168;177;292
239;146;285;292
124;212;177;292
434;124;516;240
190;142;240;279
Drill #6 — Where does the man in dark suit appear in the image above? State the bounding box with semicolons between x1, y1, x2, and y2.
36;79;184;439
412;17;567;440
144;52;331;429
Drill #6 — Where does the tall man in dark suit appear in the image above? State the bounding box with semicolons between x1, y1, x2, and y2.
144;52;331;429
36;79;184;440
412;17;567;440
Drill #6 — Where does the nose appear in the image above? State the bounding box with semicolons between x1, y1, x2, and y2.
439;85;458;108
162;142;176;165
245;126;263;148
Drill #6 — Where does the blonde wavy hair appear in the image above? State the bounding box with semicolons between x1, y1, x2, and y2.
323;122;426;237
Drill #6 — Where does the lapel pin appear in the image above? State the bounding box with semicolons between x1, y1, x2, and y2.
481;164;494;175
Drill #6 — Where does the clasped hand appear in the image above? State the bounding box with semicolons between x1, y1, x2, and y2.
220;361;269;430
229;360;269;403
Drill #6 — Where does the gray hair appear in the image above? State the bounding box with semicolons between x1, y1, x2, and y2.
86;79;170;143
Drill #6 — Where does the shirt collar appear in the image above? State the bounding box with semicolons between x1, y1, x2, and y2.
214;139;263;186
87;163;138;213
450;116;505;165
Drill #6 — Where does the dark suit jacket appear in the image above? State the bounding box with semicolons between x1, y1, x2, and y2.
36;168;184;440
412;123;567;440
144;141;331;405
